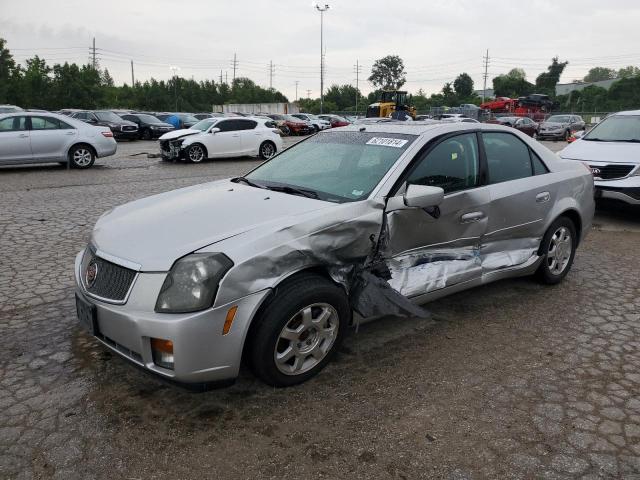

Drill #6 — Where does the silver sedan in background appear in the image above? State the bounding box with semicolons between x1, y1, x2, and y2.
75;122;594;388
0;112;117;168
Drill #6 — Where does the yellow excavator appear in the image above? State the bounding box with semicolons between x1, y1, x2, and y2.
365;90;416;119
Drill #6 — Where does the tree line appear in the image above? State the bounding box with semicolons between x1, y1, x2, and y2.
2;37;639;114
0;38;288;112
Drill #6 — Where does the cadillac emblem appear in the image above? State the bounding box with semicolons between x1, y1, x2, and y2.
85;261;98;288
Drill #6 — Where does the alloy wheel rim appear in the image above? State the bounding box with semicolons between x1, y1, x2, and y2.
262;143;275;158
274;303;339;376
189;146;204;162
547;226;572;275
73;149;92;166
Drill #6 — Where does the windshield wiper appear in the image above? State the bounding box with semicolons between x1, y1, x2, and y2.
583;137;606;141
264;185;319;199
230;176;265;189
618;139;640;143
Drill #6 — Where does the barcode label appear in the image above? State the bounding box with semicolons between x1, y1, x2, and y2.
365;137;408;148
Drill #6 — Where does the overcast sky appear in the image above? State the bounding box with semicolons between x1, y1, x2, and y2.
2;0;640;100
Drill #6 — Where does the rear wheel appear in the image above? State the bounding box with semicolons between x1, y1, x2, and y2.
248;274;349;387
68;145;95;169
536;217;577;284
280;125;290;136
259;141;276;160
186;144;206;163
141;128;153;140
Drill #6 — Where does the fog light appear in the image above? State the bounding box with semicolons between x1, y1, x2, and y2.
151;338;174;370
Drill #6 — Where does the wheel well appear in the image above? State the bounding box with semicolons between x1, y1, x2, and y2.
68;143;96;159
560;209;582;242
240;266;346;364
260;139;276;148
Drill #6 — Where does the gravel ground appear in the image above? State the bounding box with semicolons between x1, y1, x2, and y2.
0;136;639;479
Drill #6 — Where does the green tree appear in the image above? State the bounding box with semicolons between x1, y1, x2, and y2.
493;69;534;98
535;57;568;96
618;66;640;78
0;38;16;103
324;84;366;111
583;67;617;83
368;55;406;90
453;73;474;98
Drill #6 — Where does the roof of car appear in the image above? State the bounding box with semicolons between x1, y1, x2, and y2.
614;110;640;116
333;120;516;136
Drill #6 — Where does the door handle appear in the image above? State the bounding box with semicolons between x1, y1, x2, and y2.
460;211;485;223
65;131;75;135
536;192;550;203
232;134;240;137
18;133;29;138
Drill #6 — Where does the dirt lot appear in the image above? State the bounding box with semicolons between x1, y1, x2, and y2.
1;137;639;479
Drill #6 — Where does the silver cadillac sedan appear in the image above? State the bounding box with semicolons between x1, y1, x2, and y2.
75;122;595;388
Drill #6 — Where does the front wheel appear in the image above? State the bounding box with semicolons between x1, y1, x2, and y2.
259;141;276;160
141;128;153;140
536;217;577;284
69;145;95;169
248;274;350;387
280;125;290;136
186;144;206;163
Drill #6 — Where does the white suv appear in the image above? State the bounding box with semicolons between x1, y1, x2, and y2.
559;110;640;205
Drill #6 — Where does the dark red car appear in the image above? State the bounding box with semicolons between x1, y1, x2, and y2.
318;114;350;128
266;114;312;136
487;116;539;137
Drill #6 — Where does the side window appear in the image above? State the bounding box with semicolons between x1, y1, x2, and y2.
75;112;87;120
237;120;257;130
407;133;480;194
531;151;549;175
216;120;234;132
0;116;27;131
483;132;533;184
31;116;61;130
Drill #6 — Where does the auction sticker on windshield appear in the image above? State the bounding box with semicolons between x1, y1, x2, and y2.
366;137;409;148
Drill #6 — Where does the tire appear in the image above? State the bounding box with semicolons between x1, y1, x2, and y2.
535;217;577;285
313;124;320;133
248;273;350;387
563;130;571;141
186;143;206;163
141;128;153;140
68;145;95;169
258;141;276;160
280;125;290;136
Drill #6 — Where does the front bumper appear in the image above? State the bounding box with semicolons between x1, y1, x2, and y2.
537;130;565;139
595;176;640;205
113;129;139;140
74;251;270;384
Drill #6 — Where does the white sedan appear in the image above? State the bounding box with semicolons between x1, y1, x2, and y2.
158;117;283;163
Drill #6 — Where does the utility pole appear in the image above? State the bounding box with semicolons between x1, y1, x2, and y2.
225;71;228;84
269;61;274;90
482;49;490;103
130;60;135;87
170;66;180;111
306;89;312;99
232;53;238;86
220;70;223;85
315;4;330;113
295;81;299;101
354;59;362;115
91;37;97;69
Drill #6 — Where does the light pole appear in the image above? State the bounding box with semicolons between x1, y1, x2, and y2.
314;3;329;114
169;65;180;111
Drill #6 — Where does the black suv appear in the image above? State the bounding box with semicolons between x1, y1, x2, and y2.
70;110;139;140
121;113;175;139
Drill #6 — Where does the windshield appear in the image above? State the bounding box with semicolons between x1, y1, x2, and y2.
584;115;640;142
95;111;123;122
177;113;199;122
191;119;217;131
546;115;570;123
245;131;416;203
136;114;163;123
284;115;302;122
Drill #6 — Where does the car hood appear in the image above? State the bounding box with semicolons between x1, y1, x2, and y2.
158;129;200;140
91;180;335;271
559;139;640;163
541;122;568;128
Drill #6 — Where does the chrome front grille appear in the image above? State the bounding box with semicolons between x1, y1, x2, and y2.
121;125;138;132
590;164;635;180
80;248;137;303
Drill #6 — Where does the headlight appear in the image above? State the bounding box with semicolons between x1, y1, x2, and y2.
155;253;233;313
150;125;159;129
634;165;640;176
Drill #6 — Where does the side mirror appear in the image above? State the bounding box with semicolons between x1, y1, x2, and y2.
404;184;444;208
210;127;221;134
